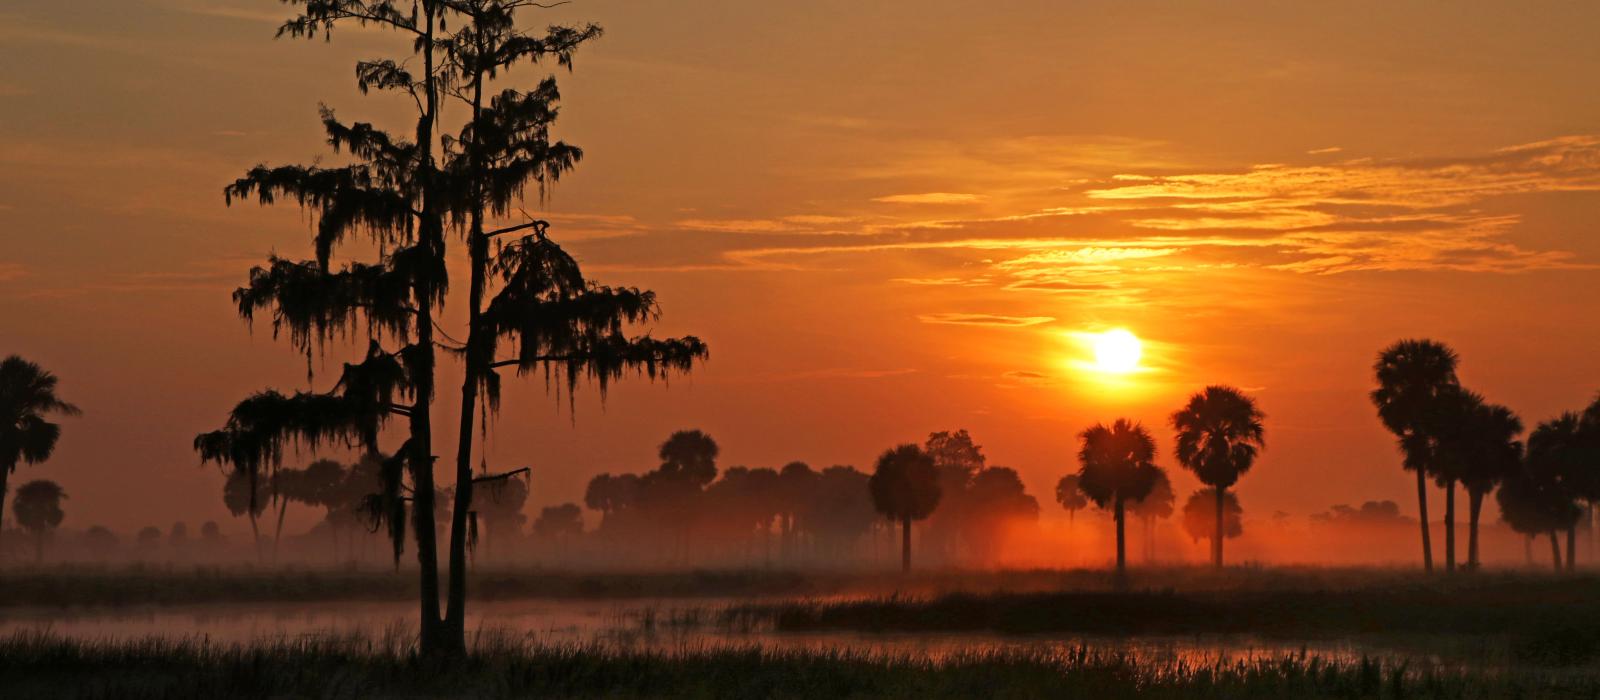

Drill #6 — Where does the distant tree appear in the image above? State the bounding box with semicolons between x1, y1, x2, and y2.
1435;390;1523;571
658;430;720;487
532;503;584;541
1054;474;1089;522
1128;467;1175;562
1181;488;1242;554
959;466;1040;563
801;465;876;559
476;476;529;560
83;525;118;557
223;470;270;560
200;521;224;546
0;357;80;554
1311;501;1411;528
1076;420;1162;578
135;526;162;551
1498;463;1581;572
12;480;65;563
1371;339;1460;573
776;461;818;562
1527;414;1593;572
868;444;942;573
923;429;985;559
584;473;639;528
168;522;189;549
1171;386;1264;568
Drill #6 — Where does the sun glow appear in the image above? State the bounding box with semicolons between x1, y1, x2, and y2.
1091;329;1143;374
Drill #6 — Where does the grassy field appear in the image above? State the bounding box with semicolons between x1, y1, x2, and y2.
3;632;1598;699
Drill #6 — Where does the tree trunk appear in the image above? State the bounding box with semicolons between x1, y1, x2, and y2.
1550;531;1563;573
1416;469;1433;573
248;511;262;563
0;470;8;564
1214;486;1225;568
273;499;288;561
901;515;912;573
1114;497;1126;577
1444;480;1456;573
34;531;44;564
411;0;449;656
1466;488;1482;572
1567;527;1577;573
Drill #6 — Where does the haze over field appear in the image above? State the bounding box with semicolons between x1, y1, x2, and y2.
2;0;1598;550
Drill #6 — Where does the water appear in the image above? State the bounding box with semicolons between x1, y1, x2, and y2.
0;597;1523;671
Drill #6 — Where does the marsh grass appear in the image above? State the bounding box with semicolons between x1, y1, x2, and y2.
2;631;1595;699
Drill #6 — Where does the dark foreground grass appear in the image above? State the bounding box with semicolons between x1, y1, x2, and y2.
736;573;1600;643
2;633;1597;700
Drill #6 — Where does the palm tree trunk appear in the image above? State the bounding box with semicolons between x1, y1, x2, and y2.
901;515;912;573
247;511;261;563
1114;497;1127;577
1214;486;1225;568
1467;489;1483;571
1416;470;1433;573
1567;527;1577;573
273;500;288;561
1444;480;1456;573
1550;531;1563;572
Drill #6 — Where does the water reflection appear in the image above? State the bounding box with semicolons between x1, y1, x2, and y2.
0;598;1518;672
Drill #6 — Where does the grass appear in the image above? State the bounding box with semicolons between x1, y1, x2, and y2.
3;632;1599;699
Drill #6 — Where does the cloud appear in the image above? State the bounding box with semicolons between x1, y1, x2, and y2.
0;263;26;282
674;215;863;235
917;313;1055;327
873;193;986;205
1004;370;1049;379
1306;146;1342;155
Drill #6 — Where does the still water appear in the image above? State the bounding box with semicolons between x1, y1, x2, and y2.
0;597;1523;671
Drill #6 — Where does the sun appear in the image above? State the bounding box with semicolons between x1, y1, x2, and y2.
1091;329;1143;373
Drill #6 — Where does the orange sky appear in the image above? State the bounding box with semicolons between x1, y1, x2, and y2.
2;0;1598;535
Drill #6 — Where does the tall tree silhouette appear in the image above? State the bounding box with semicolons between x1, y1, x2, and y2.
1171;385;1264;568
1498;462;1581;572
223;470;270;561
1181;487;1242;551
12;479;66;563
959;466;1041;563
923;429;985;561
1527;413;1593;572
1371;339;1460;573
1054;474;1089;523
868;444;942;572
1128;468;1174;562
1435;389;1523;571
198;1;702;655
1076;420;1162;577
0;356;79;551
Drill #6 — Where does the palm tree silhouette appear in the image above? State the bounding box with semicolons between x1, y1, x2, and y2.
1055;474;1089;524
1434;389;1523;571
1181;487;1243;555
1171;386;1264;568
1075;420;1163;578
1372;339;1460;573
0;356;79;555
1498;461;1581;572
1527;413;1592;571
12;479;66;563
868;444;942;572
1128;468;1174;563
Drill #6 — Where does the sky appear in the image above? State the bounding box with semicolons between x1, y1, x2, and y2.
2;0;1598;536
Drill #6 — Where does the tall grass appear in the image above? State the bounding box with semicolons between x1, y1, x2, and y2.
1;631;1594;699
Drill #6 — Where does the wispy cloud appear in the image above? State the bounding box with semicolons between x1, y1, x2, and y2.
918;313;1055;327
873;192;986;205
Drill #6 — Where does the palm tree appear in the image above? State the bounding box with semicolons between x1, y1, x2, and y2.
0;356;80;551
223;470;269;561
1181;487;1243;555
1055;474;1089;523
1527;413;1592;572
868;444;942;572
1171;386;1265;568
1075;420;1163;577
1435;390;1523;571
1128;468;1174;562
12;479;66;563
1371;339;1460;573
1498;463;1581;572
